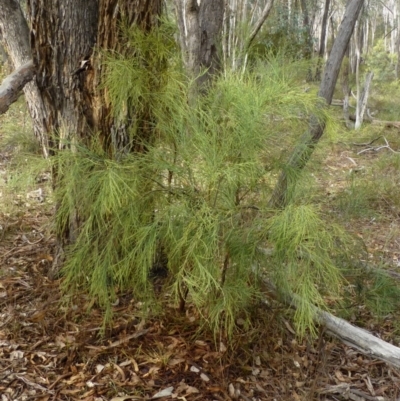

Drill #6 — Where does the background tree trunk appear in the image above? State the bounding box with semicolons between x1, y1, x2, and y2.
355;70;373;129
269;0;365;209
0;60;34;114
27;0;99;152
0;0;48;156
175;0;224;89
315;0;331;80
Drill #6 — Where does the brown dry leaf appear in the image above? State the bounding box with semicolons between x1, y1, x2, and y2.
175;381;199;395
113;362;126;382
143;366;160;378
291;390;301;400
363;375;375;395
335;370;347;382
168;358;185;367
151;386;174;399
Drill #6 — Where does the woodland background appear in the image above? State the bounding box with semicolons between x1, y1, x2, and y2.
1;0;400;400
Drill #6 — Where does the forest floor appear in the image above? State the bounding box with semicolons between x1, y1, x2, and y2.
1;102;400;400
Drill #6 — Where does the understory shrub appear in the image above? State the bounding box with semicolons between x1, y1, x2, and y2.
56;25;359;338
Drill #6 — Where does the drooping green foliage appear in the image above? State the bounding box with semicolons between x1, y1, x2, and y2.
56;23;358;337
266;204;354;335
102;20;181;126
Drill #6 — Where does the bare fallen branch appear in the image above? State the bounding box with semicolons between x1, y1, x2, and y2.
319;383;388;401
263;280;400;369
371;119;400;129
347;114;400;129
356;136;400;155
0;60;34;114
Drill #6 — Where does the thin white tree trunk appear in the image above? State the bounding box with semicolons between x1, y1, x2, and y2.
355;21;361;128
355;71;374;129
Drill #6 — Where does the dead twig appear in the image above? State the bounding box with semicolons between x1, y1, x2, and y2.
357;136;400;155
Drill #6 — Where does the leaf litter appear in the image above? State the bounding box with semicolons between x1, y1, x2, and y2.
2;136;400;400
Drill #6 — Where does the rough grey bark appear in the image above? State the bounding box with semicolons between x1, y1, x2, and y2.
28;0;99;153
0;43;9;67
175;0;224;88
0;60;33;114
0;0;48;156
269;0;365;209
27;0;162;274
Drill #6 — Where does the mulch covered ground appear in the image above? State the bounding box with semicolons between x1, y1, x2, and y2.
2;124;400;400
1;199;400;401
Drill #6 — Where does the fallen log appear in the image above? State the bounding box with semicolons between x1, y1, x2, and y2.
263;280;400;369
344;113;400;129
318;309;400;368
0;60;34;114
370;119;400;129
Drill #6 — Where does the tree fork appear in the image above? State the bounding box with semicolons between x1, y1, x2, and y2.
0;0;49;156
0;60;34;114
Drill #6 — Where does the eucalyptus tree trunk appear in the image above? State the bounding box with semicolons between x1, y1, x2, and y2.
355;71;373;129
269;0;364;209
0;0;48;156
28;0;161;150
0;43;8;67
175;0;224;89
315;0;331;80
396;34;400;79
176;0;275;85
27;0;162;272
299;0;313;58
341;46;351;127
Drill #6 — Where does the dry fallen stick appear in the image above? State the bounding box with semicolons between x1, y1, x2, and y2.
356;136;400;155
262;279;400;369
319;383;388;401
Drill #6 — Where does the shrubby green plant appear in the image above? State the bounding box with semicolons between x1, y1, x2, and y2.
56;24;359;337
365;40;397;83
